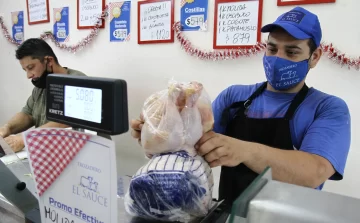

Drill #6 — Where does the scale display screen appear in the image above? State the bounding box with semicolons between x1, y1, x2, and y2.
46;74;129;135
64;86;102;123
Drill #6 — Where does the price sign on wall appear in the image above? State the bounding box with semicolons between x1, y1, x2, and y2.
110;1;131;42
11;11;24;44
180;0;209;31
138;0;174;44
77;0;105;29
26;0;50;25
213;0;263;49
53;7;69;43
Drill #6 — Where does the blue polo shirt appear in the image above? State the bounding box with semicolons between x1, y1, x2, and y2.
212;82;351;189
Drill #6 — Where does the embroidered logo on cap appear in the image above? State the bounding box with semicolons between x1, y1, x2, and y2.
280;10;305;24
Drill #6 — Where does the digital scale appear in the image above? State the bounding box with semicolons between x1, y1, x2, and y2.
46;74;129;135
0;74;129;223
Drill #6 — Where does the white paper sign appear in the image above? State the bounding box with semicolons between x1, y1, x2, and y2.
139;0;172;42
78;0;104;27
27;0;49;23
215;1;259;47
24;129;117;223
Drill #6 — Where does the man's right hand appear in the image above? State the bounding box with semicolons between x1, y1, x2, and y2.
130;119;154;159
130;119;144;144
0;125;11;138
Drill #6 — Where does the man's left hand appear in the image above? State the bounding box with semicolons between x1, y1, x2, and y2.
5;135;25;153
195;131;252;168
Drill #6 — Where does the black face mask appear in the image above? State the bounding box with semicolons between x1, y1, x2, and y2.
31;60;53;89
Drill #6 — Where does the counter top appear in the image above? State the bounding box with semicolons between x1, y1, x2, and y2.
0;154;218;223
0;154;35;223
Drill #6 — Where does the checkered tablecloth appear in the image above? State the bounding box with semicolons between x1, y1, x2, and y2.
25;129;91;196
109;2;124;21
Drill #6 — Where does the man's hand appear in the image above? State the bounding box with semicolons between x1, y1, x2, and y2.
0;125;11;138
195;131;252;168
130;119;144;145
130;119;153;159
5;134;25;153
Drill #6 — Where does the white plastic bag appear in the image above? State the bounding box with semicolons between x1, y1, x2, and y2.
124;80;215;222
140;81;214;156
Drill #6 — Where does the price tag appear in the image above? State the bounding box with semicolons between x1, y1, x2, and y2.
138;0;174;43
110;1;131;42
150;29;170;40
214;0;261;49
225;33;252;45
53;7;69;42
14;32;24;41
113;29;127;39
185;15;204;28
77;0;104;28
11;11;24;44
180;0;208;31
57;30;67;39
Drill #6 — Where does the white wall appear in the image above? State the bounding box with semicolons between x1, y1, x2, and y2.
0;0;359;199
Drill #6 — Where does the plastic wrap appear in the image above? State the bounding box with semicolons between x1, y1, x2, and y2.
124;81;215;222
139;81;214;156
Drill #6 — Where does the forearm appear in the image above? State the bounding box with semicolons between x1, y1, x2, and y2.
244;142;330;188
5;112;34;135
38;121;70;129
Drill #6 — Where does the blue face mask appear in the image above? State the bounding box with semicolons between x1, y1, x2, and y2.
263;55;310;90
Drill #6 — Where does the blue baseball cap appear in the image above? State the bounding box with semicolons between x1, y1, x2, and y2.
261;7;322;47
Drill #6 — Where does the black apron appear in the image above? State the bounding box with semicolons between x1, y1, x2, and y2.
218;82;309;203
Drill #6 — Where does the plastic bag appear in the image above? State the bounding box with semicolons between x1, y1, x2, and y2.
124;80;215;222
139;81;214;156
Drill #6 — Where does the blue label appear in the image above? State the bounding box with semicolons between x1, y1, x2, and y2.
12;11;24;44
110;1;131;42
280;10;305;24
180;0;208;31
53;7;69;43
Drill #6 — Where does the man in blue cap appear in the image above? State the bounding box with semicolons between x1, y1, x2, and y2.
130;7;351;203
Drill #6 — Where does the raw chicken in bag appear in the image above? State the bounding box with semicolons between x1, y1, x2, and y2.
124;81;215;222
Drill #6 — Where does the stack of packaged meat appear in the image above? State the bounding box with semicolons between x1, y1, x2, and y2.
124;80;215;222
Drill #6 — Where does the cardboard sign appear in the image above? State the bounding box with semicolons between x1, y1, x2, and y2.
180;0;208;31
110;1;131;42
24;128;117;223
53;7;69;42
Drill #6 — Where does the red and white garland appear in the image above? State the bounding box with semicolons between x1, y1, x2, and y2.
0;6;109;53
0;7;359;70
173;22;360;70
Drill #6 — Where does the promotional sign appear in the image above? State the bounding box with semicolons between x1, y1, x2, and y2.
11;11;24;44
24;128;118;223
180;0;208;31
53;7;69;42
110;1;131;42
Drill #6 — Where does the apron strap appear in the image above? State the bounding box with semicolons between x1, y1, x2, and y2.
220;82;267;126
284;83;309;120
220;102;244;126
243;82;268;109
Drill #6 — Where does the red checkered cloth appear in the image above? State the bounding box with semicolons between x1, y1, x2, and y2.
53;7;63;22
25;129;91;196
110;2;125;21
125;34;131;41
181;0;187;7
